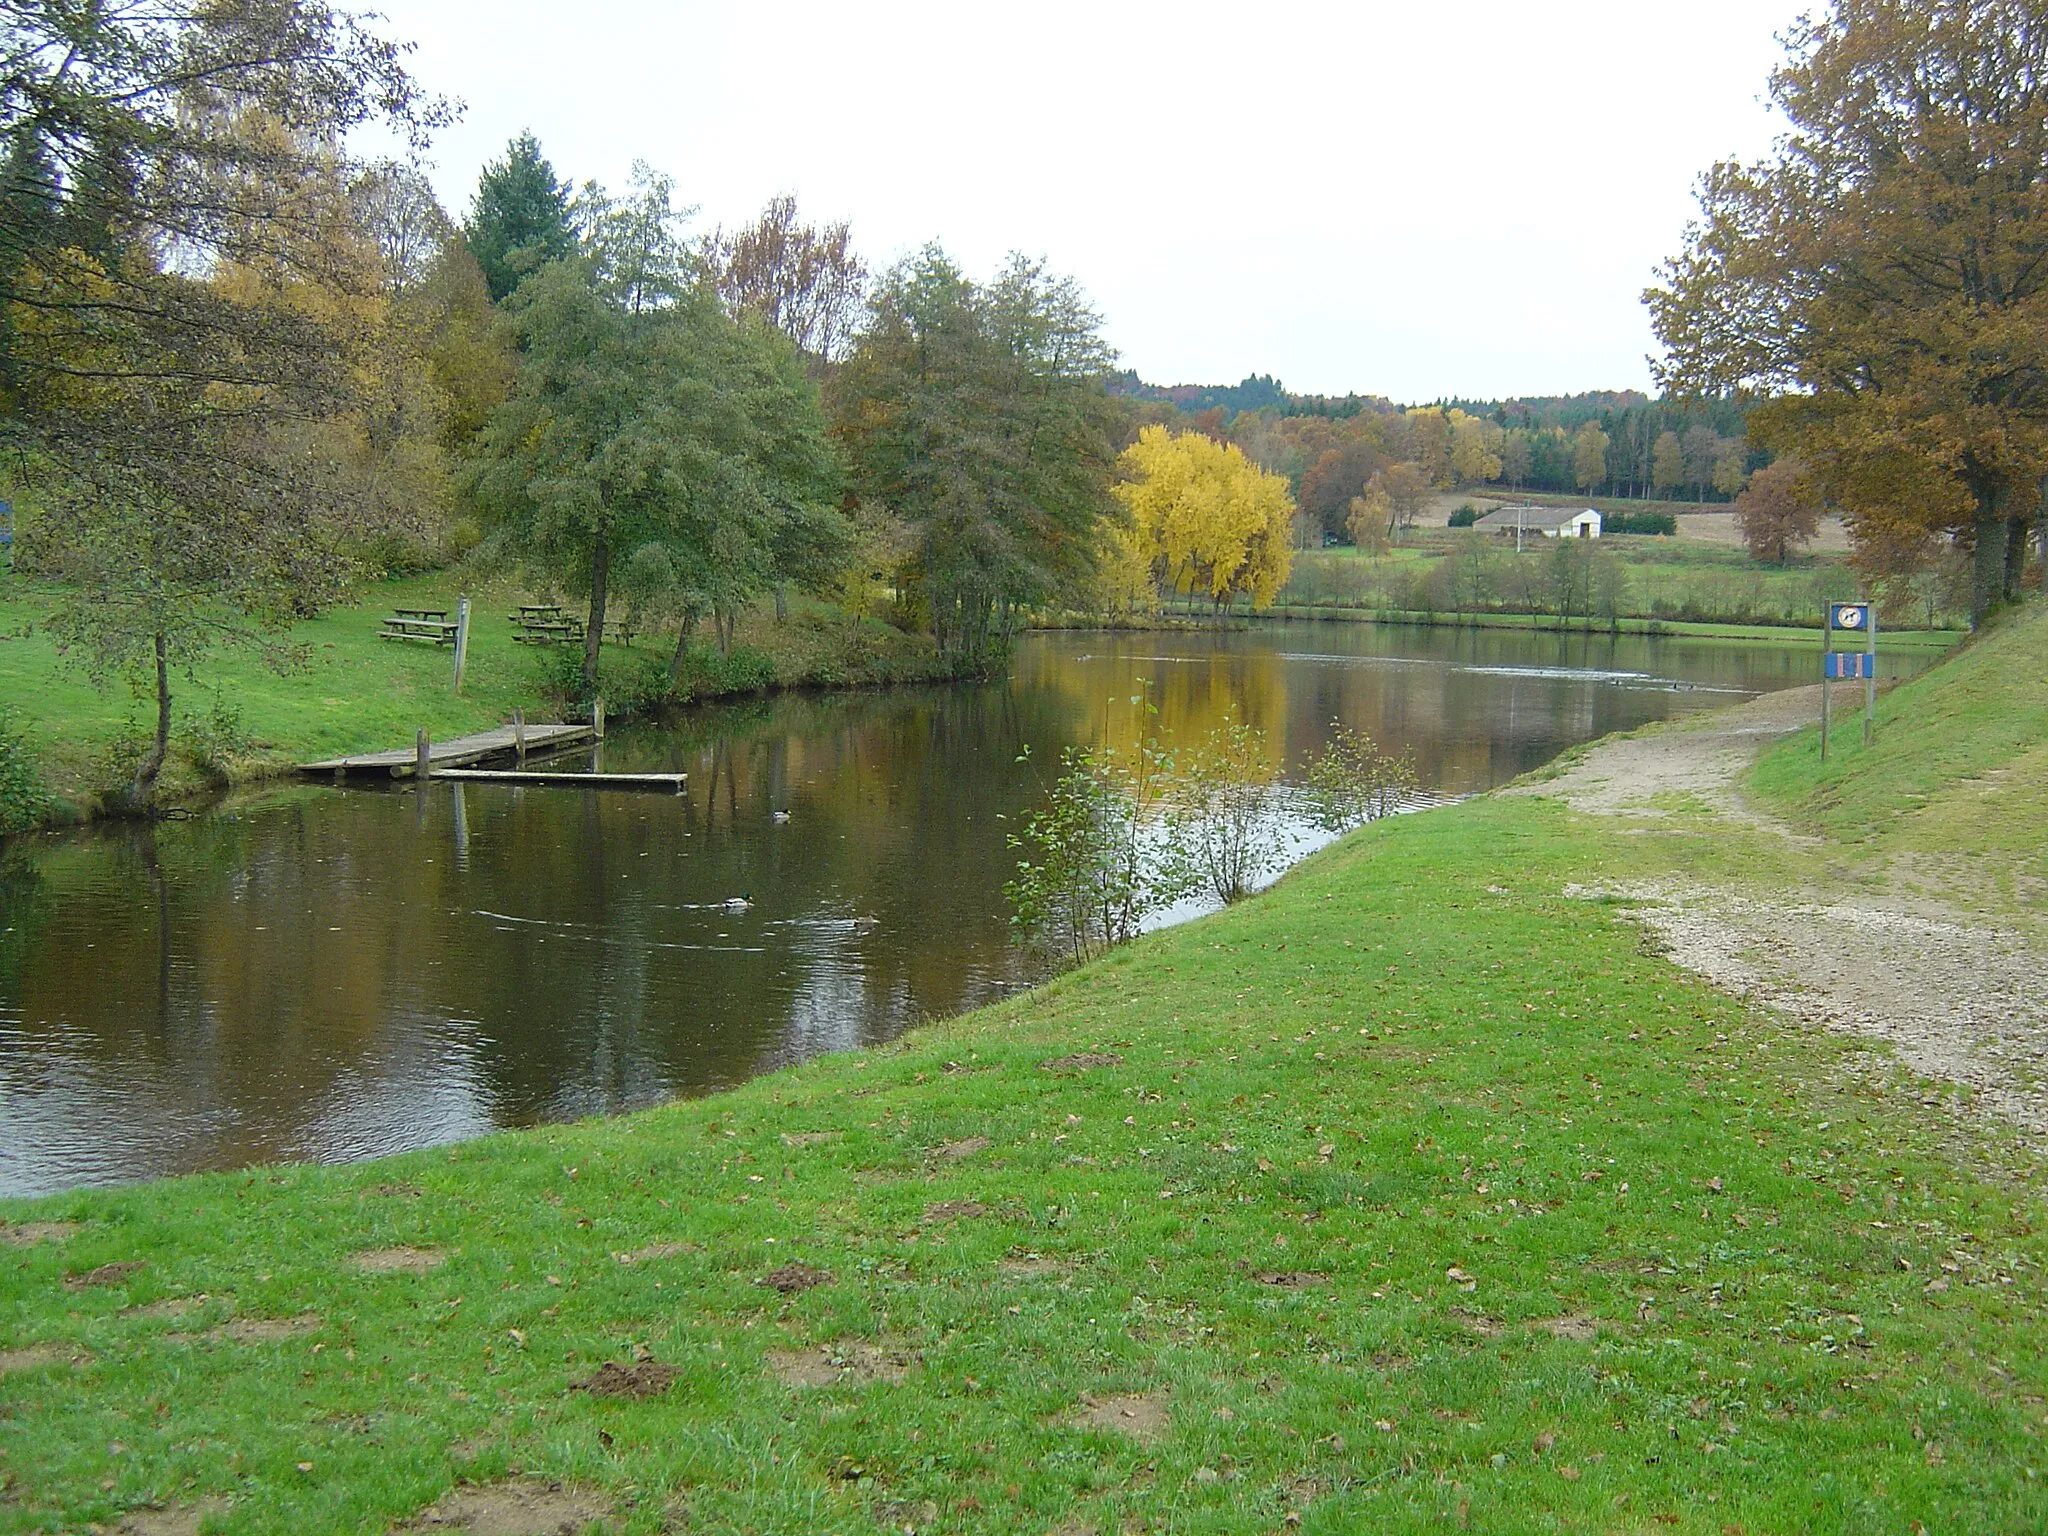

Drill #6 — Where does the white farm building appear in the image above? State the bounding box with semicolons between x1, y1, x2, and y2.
1471;505;1602;540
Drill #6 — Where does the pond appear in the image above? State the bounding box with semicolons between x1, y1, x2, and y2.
0;622;1921;1194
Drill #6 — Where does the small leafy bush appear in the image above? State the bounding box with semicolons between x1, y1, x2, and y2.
1448;506;1479;528
0;710;48;836
180;693;256;785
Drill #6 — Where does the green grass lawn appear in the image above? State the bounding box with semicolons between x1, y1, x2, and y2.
0;622;2043;1531
0;573;948;822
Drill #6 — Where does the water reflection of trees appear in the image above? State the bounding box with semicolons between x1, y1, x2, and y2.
0;625;1841;1190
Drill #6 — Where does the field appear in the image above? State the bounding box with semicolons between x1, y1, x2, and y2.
0;608;2040;1534
1272;531;1949;632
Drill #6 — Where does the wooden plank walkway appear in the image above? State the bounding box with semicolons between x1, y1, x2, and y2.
301;723;592;777
431;769;686;792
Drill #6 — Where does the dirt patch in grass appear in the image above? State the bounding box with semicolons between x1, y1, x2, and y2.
208;1314;319;1345
115;1498;229;1536
572;1360;678;1400
64;1260;143;1290
1533;1314;1601;1341
756;1262;833;1295
1254;1270;1330;1288
779;1131;841;1148
1074;1390;1170;1444
612;1241;697;1265
350;1245;446;1274
366;1182;423;1198
0;1221;80;1246
398;1478;606;1534
0;1345;77;1375
764;1339;917;1387
1450;1309;1501;1337
1038;1053;1123;1074
998;1253;1071;1279
922;1200;987;1222
122;1295;212;1321
934;1136;989;1159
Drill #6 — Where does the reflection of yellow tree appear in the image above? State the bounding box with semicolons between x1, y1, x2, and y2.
1113;427;1294;614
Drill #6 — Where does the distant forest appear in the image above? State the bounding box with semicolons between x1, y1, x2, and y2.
1107;372;1765;509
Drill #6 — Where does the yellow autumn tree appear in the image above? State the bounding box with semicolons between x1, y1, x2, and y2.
1113;426;1295;616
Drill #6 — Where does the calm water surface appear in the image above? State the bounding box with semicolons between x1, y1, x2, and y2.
0;623;1921;1194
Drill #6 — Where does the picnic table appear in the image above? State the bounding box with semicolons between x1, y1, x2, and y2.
379;606;458;646
509;603;587;645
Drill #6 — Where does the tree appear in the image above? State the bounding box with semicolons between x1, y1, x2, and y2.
1498;431;1533;488
1448;411;1503;485
1114;426;1295;616
833;247;1119;668
1712;438;1750;497
1368;462;1430;531
1652;430;1686;497
466;172;843;693
1346;488;1393;555
1647;0;2048;624
707;194;867;366
1408;408;1452;486
1733;459;1824;563
404;235;515;448
1;1;443;803
1572;421;1610;491
465;131;575;303
1298;441;1381;539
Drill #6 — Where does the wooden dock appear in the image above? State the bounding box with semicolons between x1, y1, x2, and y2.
301;723;592;778
431;768;685;792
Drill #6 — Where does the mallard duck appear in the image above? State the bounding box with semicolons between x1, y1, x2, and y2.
721;895;753;913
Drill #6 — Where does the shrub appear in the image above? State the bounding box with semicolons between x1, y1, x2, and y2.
0;710;49;836
1448;506;1480;528
180;693;256;786
1304;722;1417;832
1606;510;1677;536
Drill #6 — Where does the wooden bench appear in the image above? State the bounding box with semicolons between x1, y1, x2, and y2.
379;611;458;646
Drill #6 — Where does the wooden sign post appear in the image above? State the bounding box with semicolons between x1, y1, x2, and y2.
451;597;472;693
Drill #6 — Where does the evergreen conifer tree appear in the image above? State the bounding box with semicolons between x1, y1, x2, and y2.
465;131;575;302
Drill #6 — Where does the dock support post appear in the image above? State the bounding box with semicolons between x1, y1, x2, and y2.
513;708;526;760
593;697;606;740
416;728;431;780
452;597;471;693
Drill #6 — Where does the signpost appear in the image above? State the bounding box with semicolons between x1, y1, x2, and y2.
451;596;472;694
1821;601;1877;760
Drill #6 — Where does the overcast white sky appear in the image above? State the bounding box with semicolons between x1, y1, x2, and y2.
366;0;1798;402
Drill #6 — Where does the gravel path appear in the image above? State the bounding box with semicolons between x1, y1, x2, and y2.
1510;687;2048;1139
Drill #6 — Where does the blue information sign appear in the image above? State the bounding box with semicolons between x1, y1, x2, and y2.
1825;652;1876;679
1829;602;1871;632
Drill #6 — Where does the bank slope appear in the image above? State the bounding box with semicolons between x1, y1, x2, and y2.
1;776;2043;1532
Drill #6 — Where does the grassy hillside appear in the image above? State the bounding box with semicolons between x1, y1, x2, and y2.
0;717;2043;1527
1751;599;2048;915
0;574;951;823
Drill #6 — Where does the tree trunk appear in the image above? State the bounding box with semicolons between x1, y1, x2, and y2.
773;582;788;623
583;535;610;697
1969;494;2007;628
667;607;697;688
131;630;171;804
2006;514;2033;604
